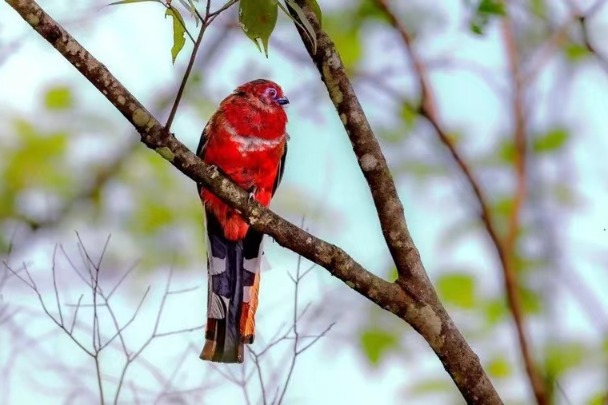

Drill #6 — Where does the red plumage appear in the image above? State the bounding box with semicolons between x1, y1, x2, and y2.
200;80;288;240
196;79;289;362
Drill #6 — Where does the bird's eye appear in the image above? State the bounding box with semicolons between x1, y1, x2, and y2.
266;88;277;98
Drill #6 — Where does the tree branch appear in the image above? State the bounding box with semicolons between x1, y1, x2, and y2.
286;0;433;293
501;17;547;405
371;0;503;257
371;1;544;403
6;1;501;403
287;1;501;403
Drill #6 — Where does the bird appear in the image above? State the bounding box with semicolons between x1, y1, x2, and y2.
196;79;289;363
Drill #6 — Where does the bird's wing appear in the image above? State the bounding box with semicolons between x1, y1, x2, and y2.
271;137;288;196
196;122;211;194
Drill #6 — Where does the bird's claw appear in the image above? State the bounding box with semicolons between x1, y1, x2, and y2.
248;186;258;202
208;164;219;175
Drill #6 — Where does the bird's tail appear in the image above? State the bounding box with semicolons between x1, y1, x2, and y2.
200;209;263;363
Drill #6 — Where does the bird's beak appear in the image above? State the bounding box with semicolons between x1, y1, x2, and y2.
276;96;289;106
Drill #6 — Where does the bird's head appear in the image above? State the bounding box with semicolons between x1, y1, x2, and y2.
236;79;289;108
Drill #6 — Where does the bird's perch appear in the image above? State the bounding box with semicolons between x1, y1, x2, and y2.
6;0;502;403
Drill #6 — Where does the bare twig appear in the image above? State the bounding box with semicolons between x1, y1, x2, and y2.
248;349;268;405
15;141;138;238
501;17;547;405
214;247;332;405
524;0;608;82
165;0;238;130
4;237;204;404
579;10;608;74
372;0;503;254
371;1;545;403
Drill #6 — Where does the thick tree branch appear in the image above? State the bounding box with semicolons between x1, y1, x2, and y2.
372;1;542;403
287;1;501;403
287;1;434;295
4;0;394;316
7;0;501;403
372;0;503;259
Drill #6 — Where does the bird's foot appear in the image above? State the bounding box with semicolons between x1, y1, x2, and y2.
247;186;258;202
207;164;219;176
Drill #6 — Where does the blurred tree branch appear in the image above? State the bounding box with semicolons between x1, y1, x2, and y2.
372;0;546;403
16;140;138;232
288;1;500;403
6;0;501;403
164;0;238;130
4;236;206;404
501;16;548;405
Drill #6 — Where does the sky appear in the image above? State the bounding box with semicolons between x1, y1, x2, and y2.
2;0;608;404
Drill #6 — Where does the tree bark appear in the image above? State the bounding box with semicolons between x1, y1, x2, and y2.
6;0;502;403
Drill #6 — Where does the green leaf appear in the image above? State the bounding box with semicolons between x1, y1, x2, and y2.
239;0;278;57
360;329;398;366
409;379;453;395
497;138;515;163
108;0;161;5
492;196;514;218
520;287;542;314
165;7;187;63
354;1;387;23
469;0;506;35
437;272;476;309
400;102;417;130
533;128;569;153
587;392;608;405
282;0;317;54
394;160;445;179
324;15;361;68
545;341;585;377
602;337;608;355
179;0;201;25
484;298;507;326
305;0;322;26
487;356;512;378
44;86;73;110
131;199;175;234
13;118;38;140
387;267;398;282
4;122;70;192
564;43;590;62
477;0;506;15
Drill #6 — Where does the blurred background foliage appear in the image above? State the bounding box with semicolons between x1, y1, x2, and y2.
2;0;608;404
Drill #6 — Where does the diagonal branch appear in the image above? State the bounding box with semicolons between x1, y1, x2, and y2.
372;1;544;403
372;0;503;258
164;0;238;130
285;0;435;296
4;0;405;350
287;1;501;403
6;1;501;403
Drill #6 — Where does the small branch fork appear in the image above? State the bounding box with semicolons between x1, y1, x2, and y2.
371;0;546;403
500;15;549;405
165;0;239;130
366;0;568;405
4;235;203;404
523;0;608;82
215;245;334;405
287;1;501;403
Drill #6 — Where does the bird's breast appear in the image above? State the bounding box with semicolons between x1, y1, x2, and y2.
229;133;284;154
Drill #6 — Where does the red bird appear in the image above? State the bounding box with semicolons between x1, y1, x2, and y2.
196;79;289;363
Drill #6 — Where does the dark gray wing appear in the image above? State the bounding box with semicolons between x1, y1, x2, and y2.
196;123;210;194
271;140;288;196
